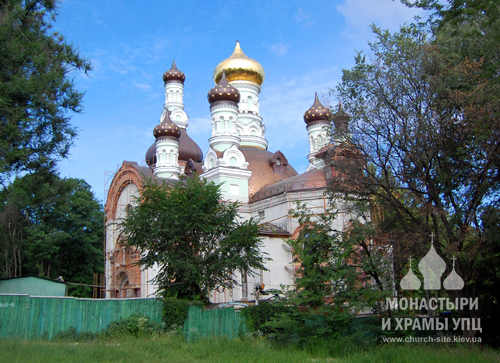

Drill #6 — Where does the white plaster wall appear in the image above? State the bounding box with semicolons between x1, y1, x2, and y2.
260;236;294;291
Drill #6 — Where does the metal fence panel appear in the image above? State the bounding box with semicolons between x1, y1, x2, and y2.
0;294;163;340
183;305;248;340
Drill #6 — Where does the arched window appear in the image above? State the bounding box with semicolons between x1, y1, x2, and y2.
316;135;323;149
219;116;224;131
118;272;130;298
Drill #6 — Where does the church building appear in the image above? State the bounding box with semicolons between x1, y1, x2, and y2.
104;41;353;301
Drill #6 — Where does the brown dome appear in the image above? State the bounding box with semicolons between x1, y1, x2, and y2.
208;70;240;105
178;128;203;162
153;112;181;139
304;93;332;124
163;60;185;84
332;103;350;132
239;146;298;197
145;143;156;167
146;126;203;166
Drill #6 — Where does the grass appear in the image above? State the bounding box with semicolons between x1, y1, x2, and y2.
0;334;499;363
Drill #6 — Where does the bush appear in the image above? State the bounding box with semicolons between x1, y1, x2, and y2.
241;302;292;335
162;297;204;330
241;302;376;350
104;314;164;338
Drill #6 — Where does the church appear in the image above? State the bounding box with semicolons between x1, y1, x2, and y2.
104;41;353;301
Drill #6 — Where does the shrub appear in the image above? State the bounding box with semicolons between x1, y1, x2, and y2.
162;297;204;330
241;302;292;335
104;314;164;338
241;302;376;350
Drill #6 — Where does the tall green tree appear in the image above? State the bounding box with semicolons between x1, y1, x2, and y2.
334;21;499;334
0;172;103;297
121;176;267;304
287;200;393;316
0;0;91;185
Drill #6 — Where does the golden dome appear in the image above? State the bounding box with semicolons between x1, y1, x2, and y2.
213;41;265;85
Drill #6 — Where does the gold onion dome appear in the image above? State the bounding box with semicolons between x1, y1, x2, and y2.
163;60;185;84
303;93;332;124
208;70;241;104
153;112;181;139
213;41;265;85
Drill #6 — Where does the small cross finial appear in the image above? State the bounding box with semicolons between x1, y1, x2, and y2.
430;232;435;245
451;256;457;267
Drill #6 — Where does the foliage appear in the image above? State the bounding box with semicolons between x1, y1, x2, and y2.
104;314;164;338
287;201;394;316
239;196;394;347
242;195;394;347
476;206;500;346
241;302;293;335
121;176;267;304
243;301;382;350
162;297;203;330
261;309;350;346
0;172;103;297
0;0;91;185
334;20;499;330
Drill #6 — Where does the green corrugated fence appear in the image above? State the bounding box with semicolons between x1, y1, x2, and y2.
183;305;248;340
0;294;163;340
1;295;249;341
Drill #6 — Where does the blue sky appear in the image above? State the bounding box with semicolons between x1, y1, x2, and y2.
52;0;426;203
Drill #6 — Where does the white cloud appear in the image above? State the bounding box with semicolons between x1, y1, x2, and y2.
337;0;426;40
269;42;289;57
294;8;314;28
134;83;151;91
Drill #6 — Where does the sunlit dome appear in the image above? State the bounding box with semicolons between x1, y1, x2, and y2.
213;41;265;86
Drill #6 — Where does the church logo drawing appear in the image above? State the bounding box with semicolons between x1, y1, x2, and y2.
401;234;464;291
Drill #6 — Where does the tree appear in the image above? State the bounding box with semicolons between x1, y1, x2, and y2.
0;172;104;297
288;199;394;316
252;199;393;346
121;176;267;304
333;22;499;334
0;0;91;185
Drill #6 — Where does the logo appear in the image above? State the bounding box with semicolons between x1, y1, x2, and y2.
382;233;481;339
400;233;464;291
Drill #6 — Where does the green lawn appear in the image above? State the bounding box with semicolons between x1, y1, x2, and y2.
0;335;498;363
